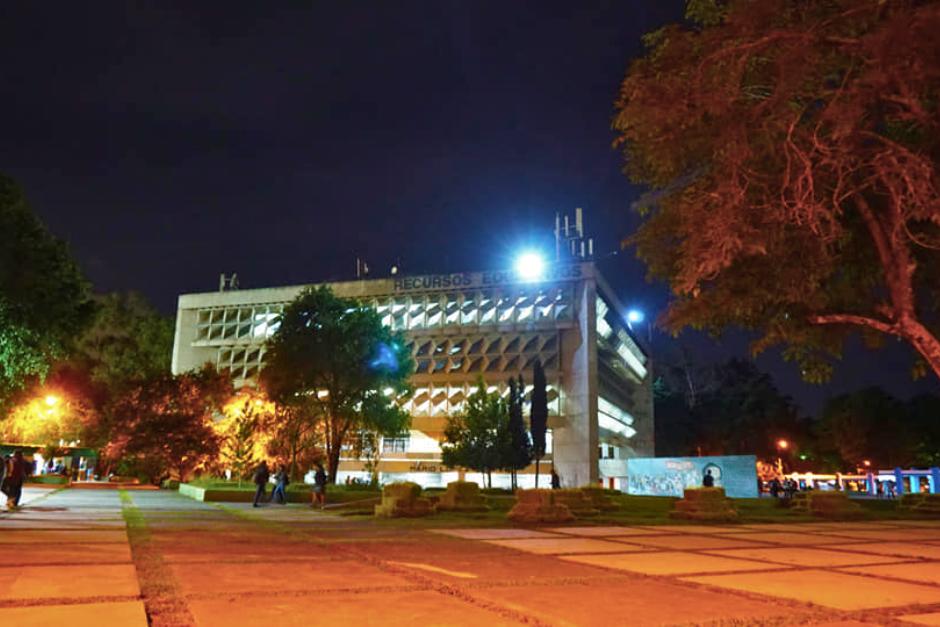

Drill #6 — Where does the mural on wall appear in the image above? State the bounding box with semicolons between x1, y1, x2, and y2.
626;455;759;499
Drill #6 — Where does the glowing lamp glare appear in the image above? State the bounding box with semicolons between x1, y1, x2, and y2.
514;252;545;281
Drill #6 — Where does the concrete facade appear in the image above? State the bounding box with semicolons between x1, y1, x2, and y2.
171;261;652;489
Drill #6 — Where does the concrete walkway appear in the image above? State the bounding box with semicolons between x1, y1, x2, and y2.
4;490;940;625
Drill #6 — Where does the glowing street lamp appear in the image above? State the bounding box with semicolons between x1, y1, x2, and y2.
44;395;60;407
775;438;790;475
626;309;652;343
514;252;546;281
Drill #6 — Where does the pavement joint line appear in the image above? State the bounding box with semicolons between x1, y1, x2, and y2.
0;560;133;569
119;490;197;627
0;594;141;609
181;583;427;602
211;502;553;627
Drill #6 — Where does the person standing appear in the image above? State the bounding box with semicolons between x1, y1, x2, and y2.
551;469;561;489
312;463;327;509
5;451;27;510
270;465;288;505
252;461;270;508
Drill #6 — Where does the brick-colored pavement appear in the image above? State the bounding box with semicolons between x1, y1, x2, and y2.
4;489;940;625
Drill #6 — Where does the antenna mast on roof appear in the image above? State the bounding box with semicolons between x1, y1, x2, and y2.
219;273;239;292
554;208;593;261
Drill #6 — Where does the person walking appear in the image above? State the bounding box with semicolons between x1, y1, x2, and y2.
5;451;27;510
270;465;288;505
551;469;561;490
312;463;327;509
252;461;270;508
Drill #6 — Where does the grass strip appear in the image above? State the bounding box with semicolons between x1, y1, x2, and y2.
119;490;195;627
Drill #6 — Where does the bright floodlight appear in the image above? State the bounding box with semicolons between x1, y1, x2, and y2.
44;395;59;407
627;309;645;324
514;252;545;281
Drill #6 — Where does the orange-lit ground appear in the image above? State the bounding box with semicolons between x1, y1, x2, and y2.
4;489;940;625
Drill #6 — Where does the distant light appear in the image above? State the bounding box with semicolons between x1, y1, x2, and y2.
383;387;394;397
44;395;59;407
863;459;871;467
627;309;645;324
514;252;546;281
777;439;789;450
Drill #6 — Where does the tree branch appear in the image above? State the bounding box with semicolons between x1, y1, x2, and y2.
809;313;899;336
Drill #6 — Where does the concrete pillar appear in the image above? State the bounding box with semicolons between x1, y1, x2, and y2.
866;472;876;496
931;468;940;494
554;276;599;488
894;467;905;495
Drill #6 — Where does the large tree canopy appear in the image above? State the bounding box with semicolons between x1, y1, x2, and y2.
615;0;940;381
260;286;412;483
72;292;174;390
0;174;92;400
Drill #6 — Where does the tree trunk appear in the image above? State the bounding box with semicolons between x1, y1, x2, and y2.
327;444;341;485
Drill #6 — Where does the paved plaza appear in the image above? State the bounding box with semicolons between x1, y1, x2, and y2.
4;490;940;624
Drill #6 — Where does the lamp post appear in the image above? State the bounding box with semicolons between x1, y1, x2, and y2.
775;438;789;474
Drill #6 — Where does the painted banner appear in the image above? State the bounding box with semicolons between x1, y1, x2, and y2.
626;455;758;499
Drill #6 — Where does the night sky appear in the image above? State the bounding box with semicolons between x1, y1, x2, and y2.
1;2;933;414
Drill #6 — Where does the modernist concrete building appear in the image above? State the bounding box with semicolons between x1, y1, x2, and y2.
172;260;653;489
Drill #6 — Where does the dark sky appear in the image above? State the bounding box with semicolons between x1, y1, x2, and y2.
1;1;933;414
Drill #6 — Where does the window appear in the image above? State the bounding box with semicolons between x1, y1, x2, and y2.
382;435;410;453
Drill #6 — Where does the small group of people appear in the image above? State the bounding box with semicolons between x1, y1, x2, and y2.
767;477;800;498
251;461;328;509
0;451;28;510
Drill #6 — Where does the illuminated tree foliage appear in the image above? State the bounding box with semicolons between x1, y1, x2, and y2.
614;0;940;381
0;174;92;402
0;393;92;448
261;286;412;483
216;392;272;485
103;366;231;483
441;376;510;488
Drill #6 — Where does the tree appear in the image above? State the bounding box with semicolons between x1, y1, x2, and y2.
103;366;231;483
260;286;413;483
352;391;411;485
614;1;940;382
506;375;533;489
530;359;548;487
0;173;93;404
72;292;173;390
817;387;913;469
906;394;940;467
441;376;510;488
654;357;807;459
218;394;265;486
262;401;322;482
